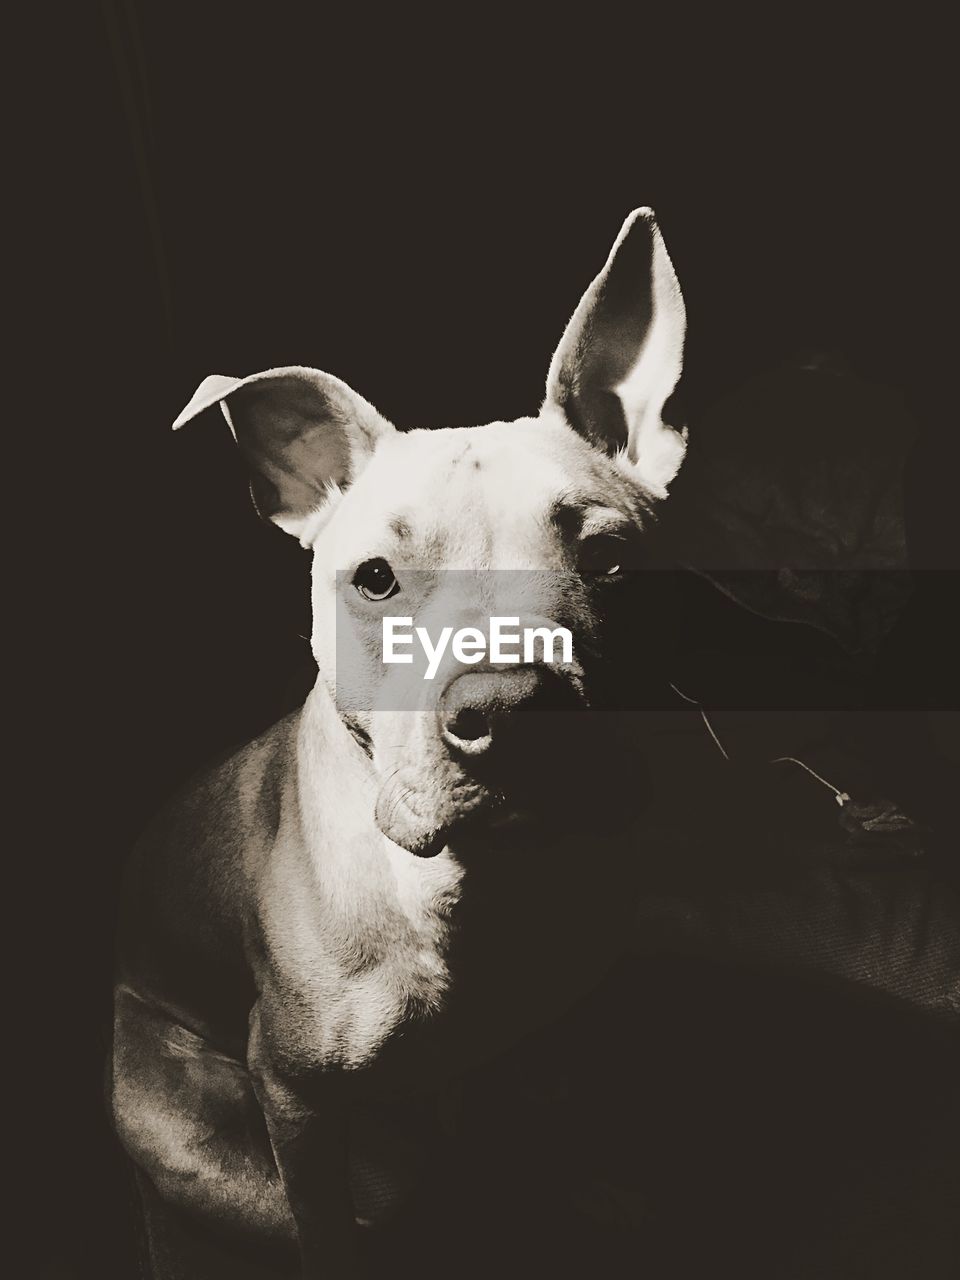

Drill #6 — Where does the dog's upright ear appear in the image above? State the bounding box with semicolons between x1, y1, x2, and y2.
544;208;687;495
172;366;395;542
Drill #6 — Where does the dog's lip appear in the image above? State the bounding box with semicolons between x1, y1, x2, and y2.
427;799;532;853
374;807;448;858
380;799;541;857
375;769;494;858
400;826;450;859
378;798;518;859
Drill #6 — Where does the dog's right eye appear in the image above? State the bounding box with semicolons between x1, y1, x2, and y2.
578;533;629;577
353;558;400;601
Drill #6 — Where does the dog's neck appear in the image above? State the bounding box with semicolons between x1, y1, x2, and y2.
295;682;465;937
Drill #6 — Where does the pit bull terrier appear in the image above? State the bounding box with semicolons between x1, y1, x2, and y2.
111;208;689;1276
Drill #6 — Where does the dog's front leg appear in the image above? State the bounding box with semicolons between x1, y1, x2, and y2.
248;1004;359;1278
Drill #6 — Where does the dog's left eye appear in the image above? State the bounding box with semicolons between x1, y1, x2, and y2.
353;558;400;601
578;534;628;576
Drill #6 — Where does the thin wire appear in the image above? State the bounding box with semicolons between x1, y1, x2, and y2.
668;682;730;761
669;682;850;805
769;757;850;806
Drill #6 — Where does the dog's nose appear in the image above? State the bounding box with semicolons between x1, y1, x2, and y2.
439;667;571;757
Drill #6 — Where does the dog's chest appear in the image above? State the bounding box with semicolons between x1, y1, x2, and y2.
263;846;463;1071
318;929;454;1069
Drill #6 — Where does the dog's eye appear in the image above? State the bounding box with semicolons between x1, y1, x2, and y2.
578;534;628;576
353;558;400;601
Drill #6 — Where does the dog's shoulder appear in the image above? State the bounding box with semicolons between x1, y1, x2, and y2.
116;711;303;1027
135;710;300;867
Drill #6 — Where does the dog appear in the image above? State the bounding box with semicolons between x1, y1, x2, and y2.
111;208;689;1276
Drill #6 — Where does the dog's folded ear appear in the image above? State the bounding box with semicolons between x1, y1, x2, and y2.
544;208;687;496
172;366;395;542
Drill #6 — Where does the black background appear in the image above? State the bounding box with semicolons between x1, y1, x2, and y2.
25;4;957;1276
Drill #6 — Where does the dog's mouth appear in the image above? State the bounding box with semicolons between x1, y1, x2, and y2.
379;808;532;859
374;774;511;858
374;724;624;859
372;701;637;858
397;827;450;859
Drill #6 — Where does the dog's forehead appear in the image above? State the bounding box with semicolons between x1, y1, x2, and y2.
358;415;625;519
318;413;648;571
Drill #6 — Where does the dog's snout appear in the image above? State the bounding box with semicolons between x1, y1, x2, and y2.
441;670;533;756
439;667;574;758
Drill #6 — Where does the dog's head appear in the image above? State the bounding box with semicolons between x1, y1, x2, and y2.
175;209;686;855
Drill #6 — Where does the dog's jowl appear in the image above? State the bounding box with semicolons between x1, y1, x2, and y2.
111;209;688;1275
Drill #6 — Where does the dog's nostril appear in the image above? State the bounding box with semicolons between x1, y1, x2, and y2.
446;706;490;744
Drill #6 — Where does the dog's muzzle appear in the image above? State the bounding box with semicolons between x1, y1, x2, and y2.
375;665;588;857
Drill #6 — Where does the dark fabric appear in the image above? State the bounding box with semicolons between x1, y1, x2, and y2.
659;356;919;652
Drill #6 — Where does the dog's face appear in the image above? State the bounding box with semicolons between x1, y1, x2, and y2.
311;413;663;853
174;209;687;855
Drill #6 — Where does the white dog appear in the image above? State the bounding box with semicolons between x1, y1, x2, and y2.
112;208;687;1276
